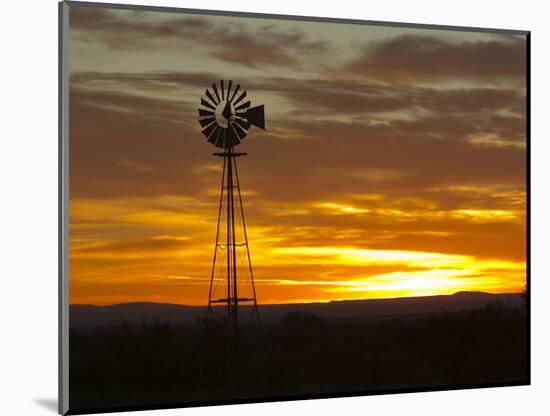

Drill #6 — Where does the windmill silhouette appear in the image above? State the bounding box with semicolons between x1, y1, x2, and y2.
197;80;265;395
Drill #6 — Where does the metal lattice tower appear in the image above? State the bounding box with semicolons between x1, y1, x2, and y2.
208;146;259;325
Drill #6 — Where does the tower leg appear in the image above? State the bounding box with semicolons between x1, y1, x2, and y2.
225;147;235;394
207;155;227;318
232;154;260;327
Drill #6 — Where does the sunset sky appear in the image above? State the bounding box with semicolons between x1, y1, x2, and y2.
68;5;527;306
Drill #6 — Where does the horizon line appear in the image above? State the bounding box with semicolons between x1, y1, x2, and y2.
69;290;523;308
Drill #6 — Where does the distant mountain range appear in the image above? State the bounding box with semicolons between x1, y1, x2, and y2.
70;291;524;328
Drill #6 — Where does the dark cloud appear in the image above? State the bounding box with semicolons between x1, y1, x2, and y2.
68;87;206;199
345;34;527;83
70;7;215;47
70;85;193;123
67;10;527;205
259;79;526;123
281;124;521;189
69;71;526;205
72;70;526;120
71;71;215;91
69;6;331;68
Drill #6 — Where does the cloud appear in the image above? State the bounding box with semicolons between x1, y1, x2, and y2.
72;236;191;256
70;7;214;48
238;118;525;202
70;85;192;123
345;34;527;83
68;71;526;207
71;71;217;91
69;6;331;68
72;70;526;126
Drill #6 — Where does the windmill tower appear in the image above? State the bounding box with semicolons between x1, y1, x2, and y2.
197;80;265;395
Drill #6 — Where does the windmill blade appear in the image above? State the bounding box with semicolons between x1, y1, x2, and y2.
216;127;226;148
227;80;233;101
220;80;225;100
205;89;218;106
235;100;251;111
201;98;215;111
210;127;220;147
230;133;241;147
235;111;247;119
198;108;214;118
205;124;220;143
246;105;265;129
230;83;240;103
232;122;248;140
212;83;220;102
199;116;216;128
214;127;225;147
234;90;247;106
225;124;240;147
234;117;251;131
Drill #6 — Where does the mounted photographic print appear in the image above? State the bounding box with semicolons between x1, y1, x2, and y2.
59;1;530;414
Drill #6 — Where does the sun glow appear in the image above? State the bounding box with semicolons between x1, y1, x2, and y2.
316;202;370;214
69;191;526;305
248;246;525;301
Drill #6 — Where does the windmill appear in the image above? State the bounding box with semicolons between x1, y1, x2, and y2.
197;80;265;395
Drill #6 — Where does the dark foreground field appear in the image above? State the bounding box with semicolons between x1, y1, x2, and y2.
69;298;528;412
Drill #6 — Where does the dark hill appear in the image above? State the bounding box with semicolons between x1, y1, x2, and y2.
70;291;523;328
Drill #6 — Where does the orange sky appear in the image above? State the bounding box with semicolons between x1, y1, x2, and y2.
68;5;527;306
